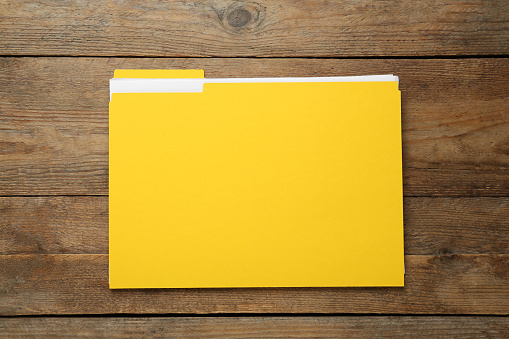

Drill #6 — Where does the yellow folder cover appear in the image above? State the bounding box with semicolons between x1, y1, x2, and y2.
109;74;403;288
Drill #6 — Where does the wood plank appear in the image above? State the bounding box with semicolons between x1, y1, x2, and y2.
1;196;508;256
404;197;509;255
0;316;507;337
0;254;507;315
0;197;107;255
0;0;507;57
0;57;508;196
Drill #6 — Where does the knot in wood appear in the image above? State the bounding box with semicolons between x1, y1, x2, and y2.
220;1;265;33
227;8;251;27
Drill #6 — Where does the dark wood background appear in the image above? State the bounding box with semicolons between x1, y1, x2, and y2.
1;0;508;336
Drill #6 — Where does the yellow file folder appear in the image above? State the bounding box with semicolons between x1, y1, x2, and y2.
109;71;403;288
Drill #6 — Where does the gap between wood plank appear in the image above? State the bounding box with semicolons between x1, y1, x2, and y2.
0;55;507;59
1;195;509;198
1;253;501;258
1;313;508;318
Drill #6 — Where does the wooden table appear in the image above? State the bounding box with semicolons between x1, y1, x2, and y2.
1;0;508;336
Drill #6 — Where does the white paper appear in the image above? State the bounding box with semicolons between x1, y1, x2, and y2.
110;75;399;101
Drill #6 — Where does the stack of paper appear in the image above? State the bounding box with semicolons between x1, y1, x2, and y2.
109;70;403;289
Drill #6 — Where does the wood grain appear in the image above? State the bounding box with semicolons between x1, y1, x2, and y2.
0;316;507;338
0;57;508;196
0;197;108;255
1;196;508;256
0;254;507;315
0;0;508;57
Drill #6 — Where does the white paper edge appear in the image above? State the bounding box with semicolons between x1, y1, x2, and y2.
109;75;399;101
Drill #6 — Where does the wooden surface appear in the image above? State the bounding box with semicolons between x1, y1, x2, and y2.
0;0;508;336
1;254;508;315
1;316;508;338
1;58;508;196
1;0;508;57
1;197;508;256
